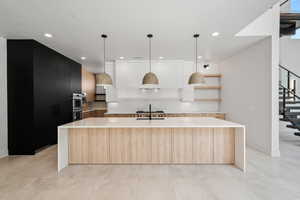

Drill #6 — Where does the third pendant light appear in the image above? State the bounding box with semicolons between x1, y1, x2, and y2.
142;34;159;86
188;34;205;85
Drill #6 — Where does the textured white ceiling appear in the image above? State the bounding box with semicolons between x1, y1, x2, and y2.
0;0;279;72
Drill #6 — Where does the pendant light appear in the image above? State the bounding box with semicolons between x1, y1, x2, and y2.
96;34;113;86
142;34;159;86
188;34;205;85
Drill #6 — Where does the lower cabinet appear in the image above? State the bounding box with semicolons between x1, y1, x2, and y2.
151;128;172;163
68;128;235;164
82;111;94;119
172;128;193;163
69;128;110;164
82;110;107;118
130;128;152;163
110;128;131;163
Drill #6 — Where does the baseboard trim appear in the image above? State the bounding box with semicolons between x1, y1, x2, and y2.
0;149;8;159
247;142;271;156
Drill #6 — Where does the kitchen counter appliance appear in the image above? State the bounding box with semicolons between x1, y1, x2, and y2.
72;93;85;121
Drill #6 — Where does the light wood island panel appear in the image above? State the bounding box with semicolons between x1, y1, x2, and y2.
68;127;236;165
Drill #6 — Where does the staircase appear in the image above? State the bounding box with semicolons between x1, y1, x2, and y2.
280;0;300;37
279;65;300;136
280;13;300;36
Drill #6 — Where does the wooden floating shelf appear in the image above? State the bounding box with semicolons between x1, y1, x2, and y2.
203;74;222;78
194;86;222;90
194;98;222;102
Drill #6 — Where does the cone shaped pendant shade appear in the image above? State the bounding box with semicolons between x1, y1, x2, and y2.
188;72;205;84
96;34;113;86
142;34;159;86
96;73;112;86
188;34;205;85
142;72;159;85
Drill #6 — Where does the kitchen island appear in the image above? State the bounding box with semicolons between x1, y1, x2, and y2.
58;117;245;172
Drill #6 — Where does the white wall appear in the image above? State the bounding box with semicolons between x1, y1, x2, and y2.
223;3;280;157
220;37;273;155
0;37;8;158
280;37;300;74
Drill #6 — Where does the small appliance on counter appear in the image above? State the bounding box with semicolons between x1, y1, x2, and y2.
136;104;166;120
72;93;86;121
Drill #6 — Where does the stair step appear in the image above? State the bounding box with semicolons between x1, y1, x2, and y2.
281;13;300;21
286;106;300;109
279;96;296;99
280;118;291;121
295;132;300;137
287;125;300;129
289;118;300;121
284;112;300;116
282;101;300;104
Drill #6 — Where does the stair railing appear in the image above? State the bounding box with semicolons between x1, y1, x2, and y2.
279;64;299;97
280;0;289;6
279;65;300;118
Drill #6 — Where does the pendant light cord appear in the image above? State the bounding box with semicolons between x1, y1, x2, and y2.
103;36;106;74
195;36;198;73
149;36;152;73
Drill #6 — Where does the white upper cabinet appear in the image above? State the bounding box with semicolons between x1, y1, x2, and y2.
115;61;146;88
151;61;184;89
115;60;185;89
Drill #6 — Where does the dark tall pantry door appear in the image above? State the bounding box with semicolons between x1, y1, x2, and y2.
8;40;81;155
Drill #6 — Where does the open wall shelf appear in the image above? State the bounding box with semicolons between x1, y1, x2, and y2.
195;86;221;90
194;98;222;102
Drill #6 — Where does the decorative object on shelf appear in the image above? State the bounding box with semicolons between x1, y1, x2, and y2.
188;34;205;85
142;34;159;86
96;34;113;86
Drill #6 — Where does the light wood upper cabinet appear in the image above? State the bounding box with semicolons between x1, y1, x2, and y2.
81;67;96;102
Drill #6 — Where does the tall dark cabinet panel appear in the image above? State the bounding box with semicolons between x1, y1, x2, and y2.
7;40;81;155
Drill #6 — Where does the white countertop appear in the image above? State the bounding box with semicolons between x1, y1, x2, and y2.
59;117;244;129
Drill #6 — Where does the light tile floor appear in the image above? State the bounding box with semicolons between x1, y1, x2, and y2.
1;132;300;200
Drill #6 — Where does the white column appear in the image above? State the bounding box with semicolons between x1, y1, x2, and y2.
0;37;8;158
58;128;69;172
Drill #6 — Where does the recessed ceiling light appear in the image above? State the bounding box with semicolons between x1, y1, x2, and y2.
197;56;202;59
81;57;86;60
212;32;220;37
159;56;164;59
119;56;125;59
44;33;53;38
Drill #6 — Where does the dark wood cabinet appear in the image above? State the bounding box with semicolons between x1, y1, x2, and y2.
7;40;81;155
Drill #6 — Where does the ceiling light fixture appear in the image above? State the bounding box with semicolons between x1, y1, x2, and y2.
81;57;86;60
212;32;220;37
159;56;164;60
142;34;159;86
44;33;53;38
197;56;202;59
119;56;125;60
188;34;205;85
96;34;113;86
